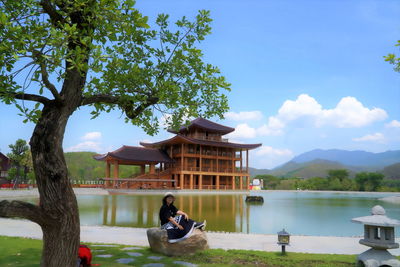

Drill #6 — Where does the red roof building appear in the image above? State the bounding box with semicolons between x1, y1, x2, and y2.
95;118;261;190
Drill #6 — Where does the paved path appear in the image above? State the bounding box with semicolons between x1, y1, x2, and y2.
0;218;399;255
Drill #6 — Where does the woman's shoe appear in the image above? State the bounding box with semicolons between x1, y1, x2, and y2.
195;220;206;231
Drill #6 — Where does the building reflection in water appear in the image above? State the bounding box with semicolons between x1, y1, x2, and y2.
100;194;250;233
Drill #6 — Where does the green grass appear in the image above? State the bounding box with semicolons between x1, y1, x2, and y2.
1;235;398;267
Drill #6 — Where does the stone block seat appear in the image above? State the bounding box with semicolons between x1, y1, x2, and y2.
146;228;208;256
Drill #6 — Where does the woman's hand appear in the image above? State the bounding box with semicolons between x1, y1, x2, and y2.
183;213;189;220
177;225;183;230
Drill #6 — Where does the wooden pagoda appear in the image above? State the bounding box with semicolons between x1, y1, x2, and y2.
94;118;261;190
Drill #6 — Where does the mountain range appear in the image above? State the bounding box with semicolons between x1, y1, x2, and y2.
250;149;400;179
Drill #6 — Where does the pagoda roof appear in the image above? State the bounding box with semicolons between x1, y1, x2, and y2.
140;134;262;150
94;146;173;164
168;118;235;135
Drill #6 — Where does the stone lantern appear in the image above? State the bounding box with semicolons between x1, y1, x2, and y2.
351;205;400;267
277;229;290;255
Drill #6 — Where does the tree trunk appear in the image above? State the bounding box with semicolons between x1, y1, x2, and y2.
30;102;80;267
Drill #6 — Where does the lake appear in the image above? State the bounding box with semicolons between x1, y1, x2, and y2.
24;191;400;237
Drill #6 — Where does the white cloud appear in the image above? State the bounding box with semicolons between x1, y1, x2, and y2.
259;94;387;135
321;96;387;128
225;95;387;140
254;146;294;169
159;113;192;128
353;132;385;142
226;123;257;139
82;131;102;140
385;120;400;128
65;131;103;152
65;141;102;152
224;111;263;121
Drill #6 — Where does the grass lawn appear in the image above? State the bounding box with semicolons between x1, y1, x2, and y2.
1;235;397;267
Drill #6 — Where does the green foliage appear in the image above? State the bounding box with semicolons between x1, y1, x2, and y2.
6;139;33;182
0;0;230;134
254;174;280;189
355;172;384;191
384;40;400;73
381;179;400;192
65;152;139;180
327;169;349;182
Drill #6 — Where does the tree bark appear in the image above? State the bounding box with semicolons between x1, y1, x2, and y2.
30;101;80;267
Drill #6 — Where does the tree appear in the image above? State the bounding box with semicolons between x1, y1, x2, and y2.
7;139;31;187
254;174;280;189
0;1;230;266
385;40;400;72
355;172;384;192
327;169;349;182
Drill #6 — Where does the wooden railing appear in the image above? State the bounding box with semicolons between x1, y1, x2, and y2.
173;167;248;174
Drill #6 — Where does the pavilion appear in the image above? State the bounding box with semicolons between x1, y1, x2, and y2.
94;118;261;190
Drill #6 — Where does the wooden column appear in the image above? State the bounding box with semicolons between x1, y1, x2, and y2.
240;149;243;172
140;165;145;174
232;153;235;173
216;147;219;172
199;174;203;190
113;161;119;187
190;174;193;190
181;144;184;171
240;176;243;190
149;164;155;174
180;174;184;189
216;175;220;190
199;145;202;172
106;162;111;178
232;176;235;190
246;176;250;190
246;149;249;172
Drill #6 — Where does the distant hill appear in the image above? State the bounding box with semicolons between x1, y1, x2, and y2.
249;167;271;177
381;162;400;180
268;159;358;178
291;149;400;168
65;152;139;180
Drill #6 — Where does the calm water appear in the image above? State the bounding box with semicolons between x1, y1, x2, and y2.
24;191;400;236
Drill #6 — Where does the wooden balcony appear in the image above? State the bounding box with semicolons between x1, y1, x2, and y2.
173;149;241;159
172;167;248;174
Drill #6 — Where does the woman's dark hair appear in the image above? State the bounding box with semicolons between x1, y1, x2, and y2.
162;194;174;205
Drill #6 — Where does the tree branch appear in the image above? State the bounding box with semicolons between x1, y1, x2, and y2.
81;94;120;106
125;96;159;119
81;94;159;119
0;200;46;226
40;0;69;28
37;55;62;101
1;91;50;104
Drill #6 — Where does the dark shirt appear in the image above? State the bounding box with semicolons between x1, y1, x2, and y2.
159;204;178;225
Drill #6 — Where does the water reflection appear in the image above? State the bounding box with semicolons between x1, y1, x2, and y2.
73;191;400;236
97;194;250;233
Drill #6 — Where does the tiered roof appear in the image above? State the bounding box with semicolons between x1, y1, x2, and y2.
140;135;261;150
168;118;235;135
94;145;173;164
95;118;261;164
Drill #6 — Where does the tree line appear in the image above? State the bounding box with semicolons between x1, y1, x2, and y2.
255;169;399;192
4;139;141;183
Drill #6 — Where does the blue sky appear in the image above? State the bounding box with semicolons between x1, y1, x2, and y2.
1;0;399;169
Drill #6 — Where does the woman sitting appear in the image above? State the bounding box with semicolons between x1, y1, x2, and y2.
159;192;205;243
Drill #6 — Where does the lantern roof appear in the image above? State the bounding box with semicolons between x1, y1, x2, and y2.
277;229;290;236
352;205;400;227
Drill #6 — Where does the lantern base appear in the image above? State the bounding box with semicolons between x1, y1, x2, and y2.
357;248;400;267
